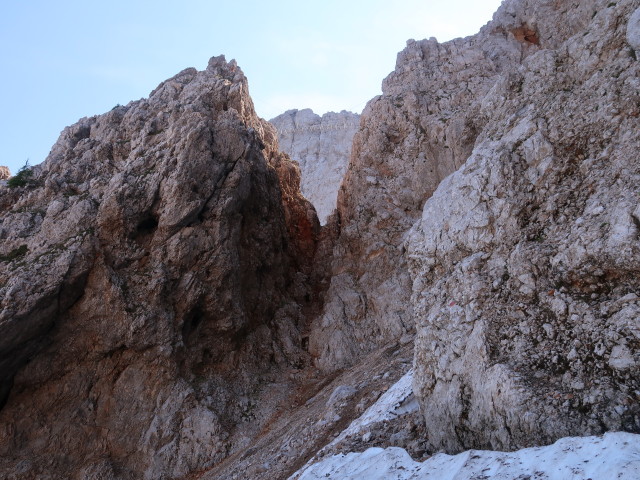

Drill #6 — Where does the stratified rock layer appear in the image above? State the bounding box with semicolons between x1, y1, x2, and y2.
0;56;318;479
270;109;360;224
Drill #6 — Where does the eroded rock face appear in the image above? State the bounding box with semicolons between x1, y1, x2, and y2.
302;0;639;455
308;2;530;371
0;55;318;478
0;167;9;180
407;0;640;452
1;0;639;476
270;109;360;224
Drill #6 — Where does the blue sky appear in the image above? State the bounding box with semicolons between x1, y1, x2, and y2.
0;0;502;175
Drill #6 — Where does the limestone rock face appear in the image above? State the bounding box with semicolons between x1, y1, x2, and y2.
0;167;9;180
308;3;528;370
304;0;639;453
627;7;640;54
1;0;639;476
0;55;318;478
270;109;360;224
406;0;640;452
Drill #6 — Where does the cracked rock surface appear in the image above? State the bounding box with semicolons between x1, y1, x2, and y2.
406;0;640;453
0;55;318;479
0;0;639;477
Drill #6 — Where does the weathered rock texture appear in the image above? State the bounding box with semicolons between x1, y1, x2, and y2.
270;109;360;224
628;6;640;53
0;55;318;479
406;0;640;453
1;0;640;477
306;0;640;454
308;14;519;370
0;166;10;180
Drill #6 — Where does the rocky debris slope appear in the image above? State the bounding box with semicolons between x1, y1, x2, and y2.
0;55;318;479
199;343;415;480
270;109;360;225
406;0;640;453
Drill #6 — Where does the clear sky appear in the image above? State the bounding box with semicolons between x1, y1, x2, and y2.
0;0;502;175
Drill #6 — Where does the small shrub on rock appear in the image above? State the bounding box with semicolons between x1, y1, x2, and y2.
7;161;34;188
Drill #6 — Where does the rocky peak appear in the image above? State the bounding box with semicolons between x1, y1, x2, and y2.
270;108;360;224
0;54;318;478
0;167;9;180
310;0;640;452
308;1;530;371
406;0;640;452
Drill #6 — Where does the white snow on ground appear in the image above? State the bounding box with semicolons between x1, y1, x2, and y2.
291;370;419;479
337;369;418;441
296;431;640;479
292;370;640;479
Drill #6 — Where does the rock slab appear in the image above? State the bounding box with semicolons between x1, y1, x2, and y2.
406;0;640;452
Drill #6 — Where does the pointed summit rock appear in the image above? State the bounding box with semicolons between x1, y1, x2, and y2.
0;55;318;478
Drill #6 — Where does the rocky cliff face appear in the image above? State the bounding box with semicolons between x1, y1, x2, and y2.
406;0;640;453
308;5;523;371
270;109;360;225
304;0;640;453
0;56;318;479
312;4;639;450
0;167;9;180
1;0;639;477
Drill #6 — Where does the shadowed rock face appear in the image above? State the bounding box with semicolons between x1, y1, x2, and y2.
270;109;360;225
0;55;318;478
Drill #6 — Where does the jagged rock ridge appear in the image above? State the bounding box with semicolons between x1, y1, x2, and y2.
270;109;360;224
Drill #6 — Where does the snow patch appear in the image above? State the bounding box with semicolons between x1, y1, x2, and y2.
337;369;417;441
290;370;418;479
296;432;640;479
